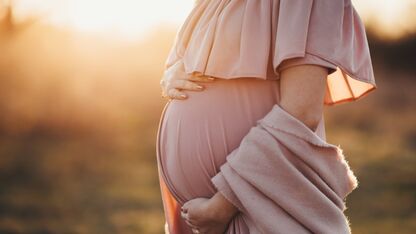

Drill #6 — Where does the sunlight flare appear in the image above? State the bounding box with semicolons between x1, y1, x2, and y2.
8;0;416;40
12;0;194;39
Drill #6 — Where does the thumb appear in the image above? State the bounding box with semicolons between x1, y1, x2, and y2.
181;202;190;213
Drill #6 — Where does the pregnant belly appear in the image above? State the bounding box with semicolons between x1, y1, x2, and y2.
158;77;280;203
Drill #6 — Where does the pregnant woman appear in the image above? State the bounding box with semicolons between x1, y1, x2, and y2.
156;0;376;233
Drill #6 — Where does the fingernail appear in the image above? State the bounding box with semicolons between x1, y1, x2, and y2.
180;94;187;98
196;85;203;90
208;77;215;81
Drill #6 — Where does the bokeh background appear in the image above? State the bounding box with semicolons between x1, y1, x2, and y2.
0;0;415;233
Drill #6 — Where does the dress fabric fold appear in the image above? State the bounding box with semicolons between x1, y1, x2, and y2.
165;0;376;105
210;104;358;234
156;0;375;233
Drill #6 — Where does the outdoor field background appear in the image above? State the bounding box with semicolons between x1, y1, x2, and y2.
0;1;415;233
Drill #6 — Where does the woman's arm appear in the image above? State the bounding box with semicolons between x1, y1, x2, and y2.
279;64;328;132
211;64;328;213
181;64;329;231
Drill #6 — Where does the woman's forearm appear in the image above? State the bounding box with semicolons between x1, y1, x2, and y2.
208;192;239;220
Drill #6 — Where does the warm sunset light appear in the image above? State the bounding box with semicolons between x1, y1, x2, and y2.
7;0;416;40
353;0;416;38
11;0;195;39
0;0;415;233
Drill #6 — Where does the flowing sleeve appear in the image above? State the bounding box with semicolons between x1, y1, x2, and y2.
273;0;376;105
164;0;376;106
163;0;206;71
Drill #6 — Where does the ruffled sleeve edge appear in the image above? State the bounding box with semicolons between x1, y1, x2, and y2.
275;51;377;106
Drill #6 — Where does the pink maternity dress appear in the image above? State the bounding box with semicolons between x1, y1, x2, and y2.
156;0;376;233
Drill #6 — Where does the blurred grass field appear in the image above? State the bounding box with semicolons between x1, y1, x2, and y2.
0;12;415;234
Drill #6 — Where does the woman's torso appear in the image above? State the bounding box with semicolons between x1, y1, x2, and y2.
159;77;280;204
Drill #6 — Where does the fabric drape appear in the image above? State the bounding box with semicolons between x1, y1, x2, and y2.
211;104;358;233
164;0;376;105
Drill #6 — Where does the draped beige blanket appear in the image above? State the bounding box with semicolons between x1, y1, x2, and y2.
211;104;358;234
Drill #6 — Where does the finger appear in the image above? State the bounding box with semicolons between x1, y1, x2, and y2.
172;79;204;91
161;88;169;98
180;210;189;220
188;75;216;82
167;88;187;99
182;202;190;212
180;205;197;223
184;217;199;229
192;228;201;234
181;211;199;226
181;206;188;213
159;79;166;88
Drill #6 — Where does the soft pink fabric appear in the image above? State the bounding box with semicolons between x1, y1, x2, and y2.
157;78;284;234
165;0;376;105
210;104;358;233
156;83;358;232
156;78;336;234
156;0;376;233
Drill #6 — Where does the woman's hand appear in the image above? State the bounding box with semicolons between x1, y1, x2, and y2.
181;193;239;234
160;60;215;100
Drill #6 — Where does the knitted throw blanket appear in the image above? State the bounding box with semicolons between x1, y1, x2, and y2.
211;104;358;234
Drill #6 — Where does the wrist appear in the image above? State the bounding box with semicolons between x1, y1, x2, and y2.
208;192;239;220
